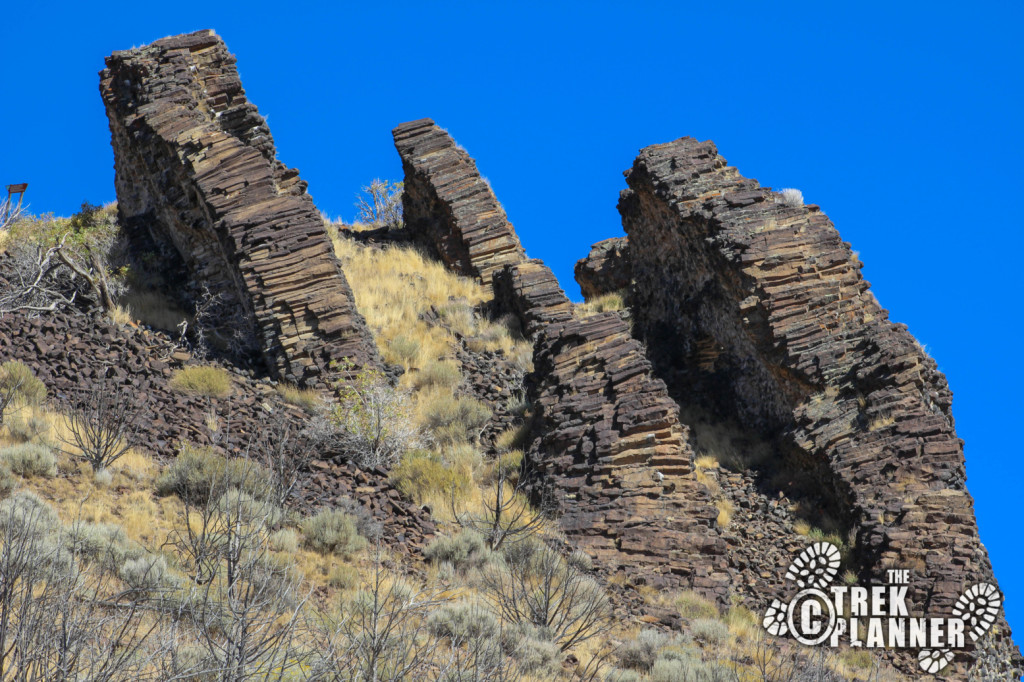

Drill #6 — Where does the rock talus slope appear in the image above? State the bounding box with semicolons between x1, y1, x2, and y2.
619;136;1020;673
100;30;380;386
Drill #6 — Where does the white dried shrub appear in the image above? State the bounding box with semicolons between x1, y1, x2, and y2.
776;188;804;206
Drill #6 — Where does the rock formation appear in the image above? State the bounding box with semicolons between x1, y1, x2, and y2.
392;119;526;289
493;259;732;601
492;259;574;338
574;237;631;300
100;30;380;386
619;136;1020;672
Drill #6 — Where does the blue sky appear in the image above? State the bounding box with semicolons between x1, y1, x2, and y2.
3;0;1022;644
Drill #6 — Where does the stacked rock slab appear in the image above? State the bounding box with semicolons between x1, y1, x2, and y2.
494;260;732;602
619;137;1019;670
393;119;526;290
574;237;632;300
100;30;380;385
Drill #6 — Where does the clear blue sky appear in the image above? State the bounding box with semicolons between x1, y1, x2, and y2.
4;0;1022;643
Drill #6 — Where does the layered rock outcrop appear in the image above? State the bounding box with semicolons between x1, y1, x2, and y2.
619;136;1019;672
495;260;732;601
574;237;631;300
393;119;526;289
100;30;380;386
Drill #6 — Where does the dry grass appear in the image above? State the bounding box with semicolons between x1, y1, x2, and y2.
276;383;322;412
170;365;232;399
328;228;532;378
715;499;734;527
575;289;626;317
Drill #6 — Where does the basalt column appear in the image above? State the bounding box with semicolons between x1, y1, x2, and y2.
101;30;381;385
494;260;732;603
619;136;1019;673
393;119;526;290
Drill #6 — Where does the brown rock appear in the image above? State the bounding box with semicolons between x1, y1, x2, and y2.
100;30;381;386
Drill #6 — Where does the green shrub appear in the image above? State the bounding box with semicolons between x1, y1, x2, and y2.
0;464;16;498
428;600;499;641
276;384;321;412
155;444;268;501
673;590;720;620
423;530;492;574
606;671;642;682
690;617;730;644
0;361;47;406
0;443;57;477
0;490;59;537
390;450;472;504
504;623;561;677
269;528;299;553
413;360;462;390
301;509;367;558
170;365;232;399
119;553;170;592
618;629;667;672
423;396;491;445
5;411;50;444
328;564;360;590
217;489;283;527
649;656;732;682
388;335;421;367
66;520;143;571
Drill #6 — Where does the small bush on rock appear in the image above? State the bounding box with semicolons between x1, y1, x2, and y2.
776;188;804;207
170;365;232;399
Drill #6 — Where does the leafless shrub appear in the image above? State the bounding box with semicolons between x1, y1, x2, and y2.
0;236;83;315
332;367;423;470
178;285;257;361
59;373;144;473
355;179;403;230
164;458;311;681
0;492;167;680
481;539;613;652
451;459;545;551
311;542;449;681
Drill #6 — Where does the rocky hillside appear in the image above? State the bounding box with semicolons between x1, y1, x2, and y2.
0;29;1017;681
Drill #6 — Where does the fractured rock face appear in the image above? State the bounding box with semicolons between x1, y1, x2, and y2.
496;260;731;602
574;236;631;300
393;119;526;290
619;136;1019;671
492;259;573;339
100;30;380;385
